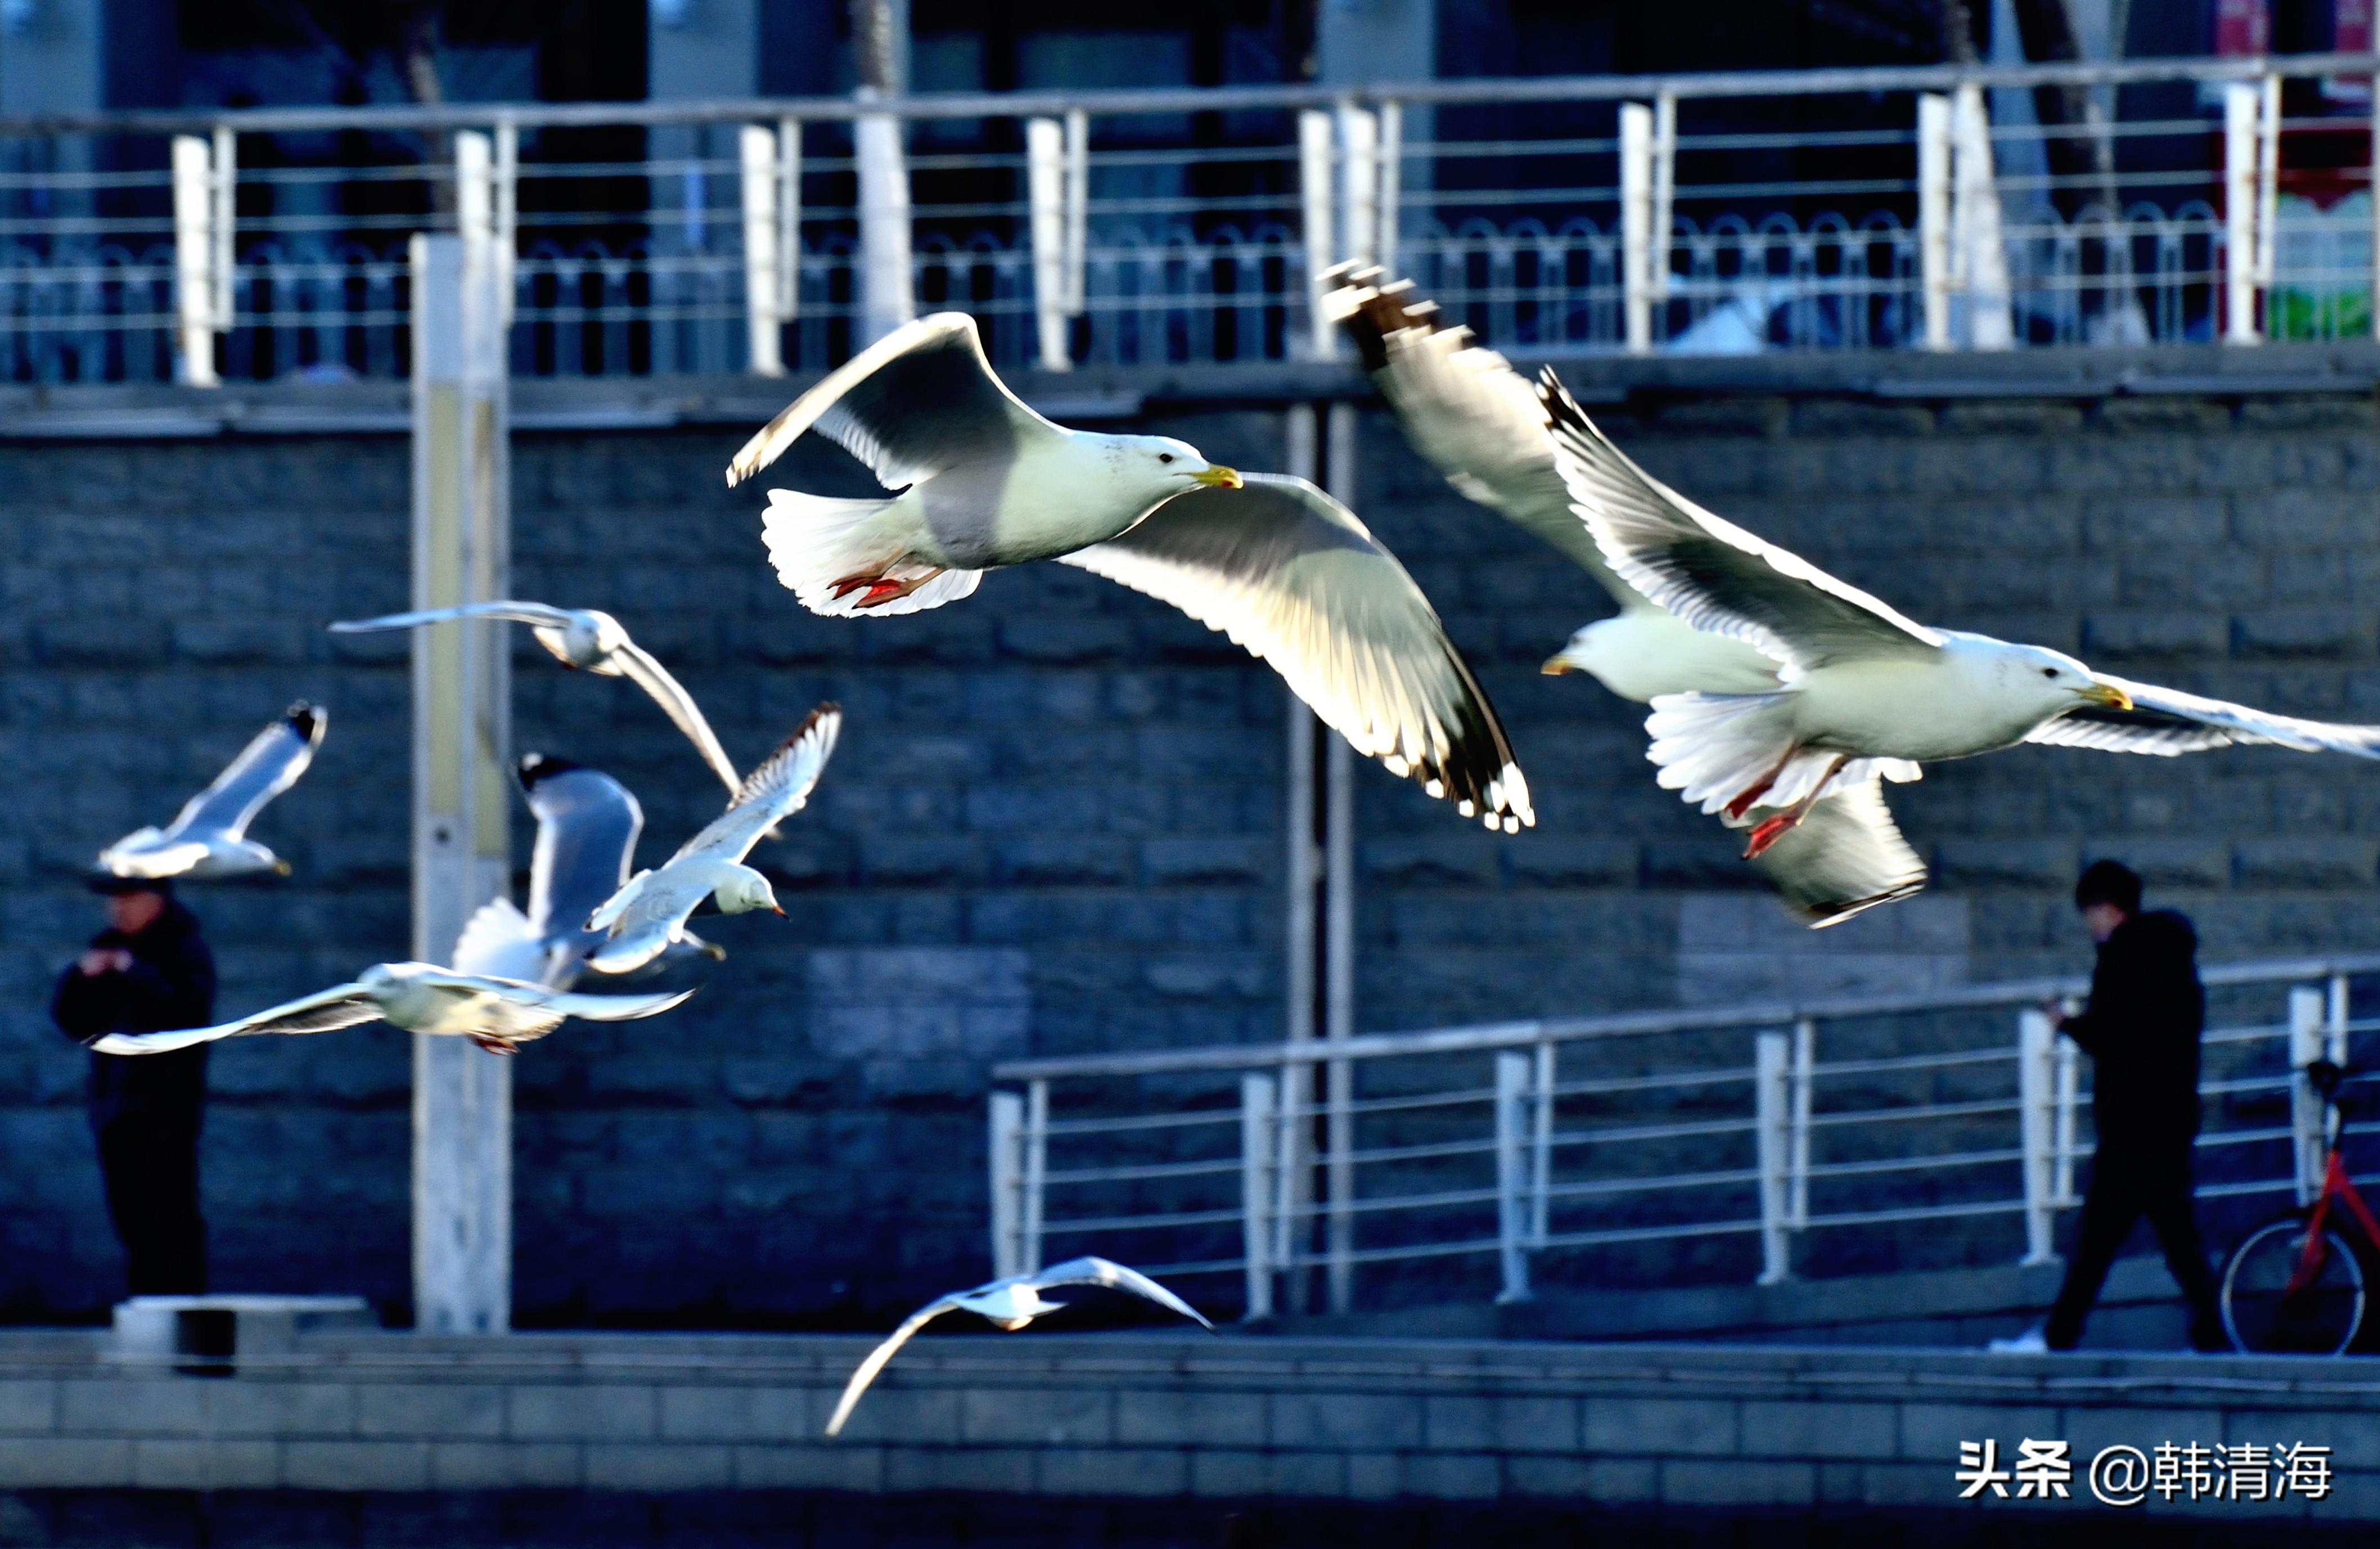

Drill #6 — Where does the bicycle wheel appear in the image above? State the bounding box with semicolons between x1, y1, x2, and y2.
2223;1217;2366;1355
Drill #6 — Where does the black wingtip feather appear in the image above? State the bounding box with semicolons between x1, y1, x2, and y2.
517;753;582;790
283;701;325;744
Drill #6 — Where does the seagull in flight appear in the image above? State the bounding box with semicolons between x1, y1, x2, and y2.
84;961;691;1058
823;1256;1214;1438
99;702;327;880
585;705;840;974
330;602;739;797
730;311;1532;832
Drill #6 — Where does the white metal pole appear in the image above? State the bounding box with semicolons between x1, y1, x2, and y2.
1062;109;1088;316
1620;101;1653;353
1336;103;1379;270
170;136;218;388
2017;1009;2059;1265
2290;986;2327;1203
855;93;914;343
409;232;512;1336
1754;1030;1791;1284
987;1090;1023;1279
776;119;803;326
1650;91;1676;307
1027;117;1071;371
1949;83;2013;350
1322;400;1359;1316
1298;110;1335;357
739;124;785;376
2225;81;2262;344
2329;972;2351;1067
2256;73;2280;297
1281;404;1319;1314
1529;1040;1553;1247
209;124;235;340
1021;1077;1048;1277
2053;1036;2078;1205
1788;1018;1813;1229
493;120;517;326
1240;1073;1277;1319
456;132;493;252
1375;100;1402;274
1493;1051;1532;1304
1917;93;1952;350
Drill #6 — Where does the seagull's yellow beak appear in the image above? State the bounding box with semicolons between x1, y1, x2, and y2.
1192;465;1242;489
1542;655;1577;676
2077;681;2133;711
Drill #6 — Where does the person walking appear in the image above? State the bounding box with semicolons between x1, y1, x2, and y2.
51;876;217;1296
1992;859;2226;1353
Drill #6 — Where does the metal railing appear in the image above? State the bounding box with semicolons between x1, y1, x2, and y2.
987;953;2380;1318
5;53;2380;385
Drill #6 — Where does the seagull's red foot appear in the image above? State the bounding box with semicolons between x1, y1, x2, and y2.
1724;777;1778;822
1743;814;1796;859
468;1035;517;1055
827;568;940;609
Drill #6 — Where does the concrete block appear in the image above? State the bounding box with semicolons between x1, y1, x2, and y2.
1898;1402;2062;1461
1187;1448;1272;1498
0;1437;132;1487
57;1378;207;1436
960;1385;1112;1448
584;1442;734;1491
2234;610;2372;660
279;1440;433;1490
430;1441;583;1489
130;1438;279;1490
2083;610;2229;660
1346;1450;1401;1501
659;1384;809;1440
1741;1400;1898;1460
1583;1396;1737;1456
1116;1387;1268;1448
830;1385;963;1447
1511;1454;1659;1500
507;1384;657;1441
1033;1445;1189;1497
884;1444;1036;1493
1659;1458;1817;1505
732;1442;887;1492
1269;1390;1424;1450
354;1382;505;1438
0;1378;55;1431
1398;1450;1501;1500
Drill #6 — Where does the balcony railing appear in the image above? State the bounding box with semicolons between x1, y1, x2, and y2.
2;53;2377;386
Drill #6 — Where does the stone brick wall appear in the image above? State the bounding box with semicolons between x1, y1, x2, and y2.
1;387;2376;1324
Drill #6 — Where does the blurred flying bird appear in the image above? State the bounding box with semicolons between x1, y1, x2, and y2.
97;702;327;880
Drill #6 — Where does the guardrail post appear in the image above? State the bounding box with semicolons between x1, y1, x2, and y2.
1788;1018;1813;1229
1026;115;1086;372
1530;1041;1554;1248
2019;1009;2062;1265
1241;1072;1277;1319
493;121;518;325
1495;1051;1532;1304
1376;100;1403;272
988;1090;1024;1279
1336;103;1379;273
2224;78;2278;345
2290;986;2327;1204
1021;1077;1048;1277
1755;1029;1792;1284
2053;1033;2079;1206
1949;83;2012;350
1917;93;1952;350
1270;1059;1301;1297
1298;109;1336;357
740;124;787;376
171;134;222;387
1620;101;1654;353
854;93;914;343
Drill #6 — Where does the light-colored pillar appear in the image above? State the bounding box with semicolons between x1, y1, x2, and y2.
409;232;512;1335
1322;402;1359;1316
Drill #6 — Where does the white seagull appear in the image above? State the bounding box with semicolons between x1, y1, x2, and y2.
329;602;740;797
1542;383;2380;867
823;1256;1214;1438
99;702;327;880
728;311;1532;832
84;961;691;1058
585;704;840;974
450;755;721;988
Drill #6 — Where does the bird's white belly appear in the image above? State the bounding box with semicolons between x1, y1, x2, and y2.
1795;660;2038;761
1577;610;1781;702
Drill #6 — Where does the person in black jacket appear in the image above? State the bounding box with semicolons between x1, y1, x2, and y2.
2005;859;2225;1353
51;876;217;1296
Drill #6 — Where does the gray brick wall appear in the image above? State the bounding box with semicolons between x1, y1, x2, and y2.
0;390;2376;1323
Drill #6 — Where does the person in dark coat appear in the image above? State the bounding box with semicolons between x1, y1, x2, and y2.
51;876;217;1295
2003;859;2225;1353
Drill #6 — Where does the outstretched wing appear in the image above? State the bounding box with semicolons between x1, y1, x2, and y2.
673;704;843;866
1062;474;1533;833
519;758;645;943
88;982;383;1055
1322;265;1630;606
2026;674;2380;759
1031;1256;1216;1332
822;1296;965;1438
328;601;576;634
449;897;547;982
1542;379;1941;674
610;642;741;796
726;314;1066;489
1740;771;1929;928
160;702;328;844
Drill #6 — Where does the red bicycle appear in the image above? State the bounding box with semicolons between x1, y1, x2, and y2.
2222;1060;2380;1355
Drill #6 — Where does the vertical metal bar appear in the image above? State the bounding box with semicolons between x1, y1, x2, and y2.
739;124;784;376
2225;80;2263;344
1950;83;2013;350
1280;404;1319;1314
987;1090;1023;1279
1619;101;1653;353
1027;117;1071;371
1298;109;1335;357
410;232;512;1335
2289;987;2327;1203
1788;1018;1813;1229
1375;100;1402;274
1917;93;1952;350
1529;1040;1554;1247
1493;1051;1532;1304
1062;109;1088;315
170;135;218;387
210;123;235;337
2329;972;2351;1067
2053;1036;2079;1205
855;101;914;342
456;132;493;251
494;119;517;326
1270;1059;1299;1281
1336;102;1378;270
1021;1078;1048;1277
2256;73;2281;293
1322;400;1359;1315
1241;1073;1277;1319
1754;1030;1791;1284
2017;1009;2060;1265
1650;91;1676;306
776;118;802;323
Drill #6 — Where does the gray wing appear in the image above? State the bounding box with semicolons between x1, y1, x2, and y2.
161;702;327;843
2026;673;2380;758
726;313;1064;489
1030;1256;1217;1332
673;704;842;866
409;966;694;1028
1541;379;1942;673
1063;474;1533;832
1741;771;1929;928
328;601;575;633
1323;265;1630;607
822;1295;965;1438
519;759;645;942
88;982;383;1054
610;643;741;796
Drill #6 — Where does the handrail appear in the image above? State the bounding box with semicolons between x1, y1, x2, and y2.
992;952;2380;1081
1;52;2373;137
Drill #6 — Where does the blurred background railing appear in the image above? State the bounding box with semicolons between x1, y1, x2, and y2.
987;955;2380;1320
5;53;2380;387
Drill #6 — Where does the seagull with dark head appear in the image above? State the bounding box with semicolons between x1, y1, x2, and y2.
99;702;326;881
